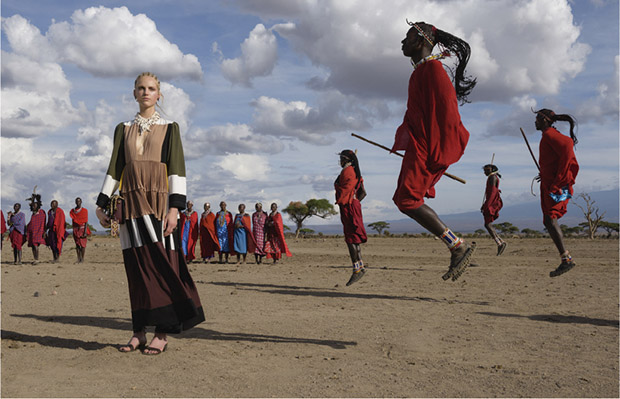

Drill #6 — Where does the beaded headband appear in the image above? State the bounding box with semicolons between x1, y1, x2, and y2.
412;23;434;47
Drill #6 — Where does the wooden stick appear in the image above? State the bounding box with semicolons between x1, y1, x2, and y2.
520;127;540;171
351;133;466;184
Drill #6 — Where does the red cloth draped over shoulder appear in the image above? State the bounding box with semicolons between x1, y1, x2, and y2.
200;212;220;257
180;211;199;260
70;208;91;234
481;174;503;225
241;214;257;253
391;60;469;210
335;165;360;205
51;208;67;254
538;127;579;219
1;211;6;235
266;212;291;258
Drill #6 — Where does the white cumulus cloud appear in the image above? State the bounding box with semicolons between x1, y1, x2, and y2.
219;23;278;87
216;154;271;181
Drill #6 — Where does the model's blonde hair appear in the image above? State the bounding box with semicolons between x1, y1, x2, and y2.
134;71;165;111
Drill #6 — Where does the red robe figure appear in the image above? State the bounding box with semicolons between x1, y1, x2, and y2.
27;199;47;264
199;202;220;263
70;197;90;263
264;202;291;263
481;164;506;255
180;201;199;262
216;201;235;263
1;210;7;249
335;150;367;286
46;200;66;263
390;21;477;281
534;108;579;277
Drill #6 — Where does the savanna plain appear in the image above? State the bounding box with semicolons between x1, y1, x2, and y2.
1;234;618;398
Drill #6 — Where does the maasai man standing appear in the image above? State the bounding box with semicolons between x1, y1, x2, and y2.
481;164;506;255
215;201;234;264
8;203;26;264
70;197;90;263
391;21;477;281
252;203;267;264
264;203;292;264
335;150;368;286
26;193;46;264
180;200;199;263
46;200;66;263
199;202;219;263
534;108;579;277
233;204;256;264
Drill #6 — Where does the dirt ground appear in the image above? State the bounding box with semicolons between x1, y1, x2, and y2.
1;233;618;398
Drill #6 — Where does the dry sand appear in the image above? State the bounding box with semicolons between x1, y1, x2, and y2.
1;234;618;398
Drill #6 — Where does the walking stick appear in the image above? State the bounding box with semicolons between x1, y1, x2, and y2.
351;133;466;184
520;128;540;171
520;127;540;196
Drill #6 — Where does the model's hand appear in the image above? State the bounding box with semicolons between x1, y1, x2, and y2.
163;208;179;237
96;207;111;229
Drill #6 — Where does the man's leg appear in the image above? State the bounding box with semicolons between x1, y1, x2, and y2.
485;222;506;256
544;215;574;277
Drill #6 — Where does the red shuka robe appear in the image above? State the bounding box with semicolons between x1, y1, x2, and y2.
481;174;503;225
335;165;367;244
180;210;199;261
69;207;91;247
199;211;220;259
1;211;6;235
240;214;257;254
50;208;67;255
538;126;579;219
265;212;292;259
392;59;469;210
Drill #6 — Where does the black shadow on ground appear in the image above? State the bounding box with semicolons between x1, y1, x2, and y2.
478;312;619;328
8;314;356;349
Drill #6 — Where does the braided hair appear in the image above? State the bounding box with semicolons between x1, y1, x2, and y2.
339;149;362;180
407;21;477;104
534;108;578;146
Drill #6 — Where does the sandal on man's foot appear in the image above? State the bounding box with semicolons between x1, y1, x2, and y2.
497;241;507;256
346;268;366;286
118;337;146;353
549;260;575;277
142;343;167;356
442;242;476;281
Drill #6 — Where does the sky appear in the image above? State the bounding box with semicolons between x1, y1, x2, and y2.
1;0;618;228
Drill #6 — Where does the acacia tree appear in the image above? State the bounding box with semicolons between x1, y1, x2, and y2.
574;192;605;239
368;221;390;235
493;222;519;236
282;199;337;238
599;221;619;238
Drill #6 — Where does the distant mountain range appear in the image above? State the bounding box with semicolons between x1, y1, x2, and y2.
306;189;619;234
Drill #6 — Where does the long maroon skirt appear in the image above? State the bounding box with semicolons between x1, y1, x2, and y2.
339;200;367;244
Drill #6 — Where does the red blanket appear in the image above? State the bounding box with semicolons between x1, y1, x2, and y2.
481;174;503;224
180;210;199;261
265;212;291;259
199;212;220;258
392;60;469;210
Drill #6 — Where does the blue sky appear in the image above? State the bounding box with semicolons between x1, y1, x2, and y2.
1;0;618;227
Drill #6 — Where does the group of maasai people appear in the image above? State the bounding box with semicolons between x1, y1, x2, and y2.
334;21;579;286
2;195;91;265
178;200;291;265
84;19;580;355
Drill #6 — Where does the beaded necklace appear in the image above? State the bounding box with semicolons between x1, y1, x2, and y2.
410;52;449;70
133;111;161;135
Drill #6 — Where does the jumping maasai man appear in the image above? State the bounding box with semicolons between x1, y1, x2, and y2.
233;203;257;264
46;200;66;263
481;164;506;255
180;200;199;263
27;193;46;264
264;203;292;264
8;203;26;264
252;203;268;264
70;197;90;263
1;211;6;249
215;201;235;264
534;108;579;277
335;150;368;286
199;202;220;263
392;21;477;281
